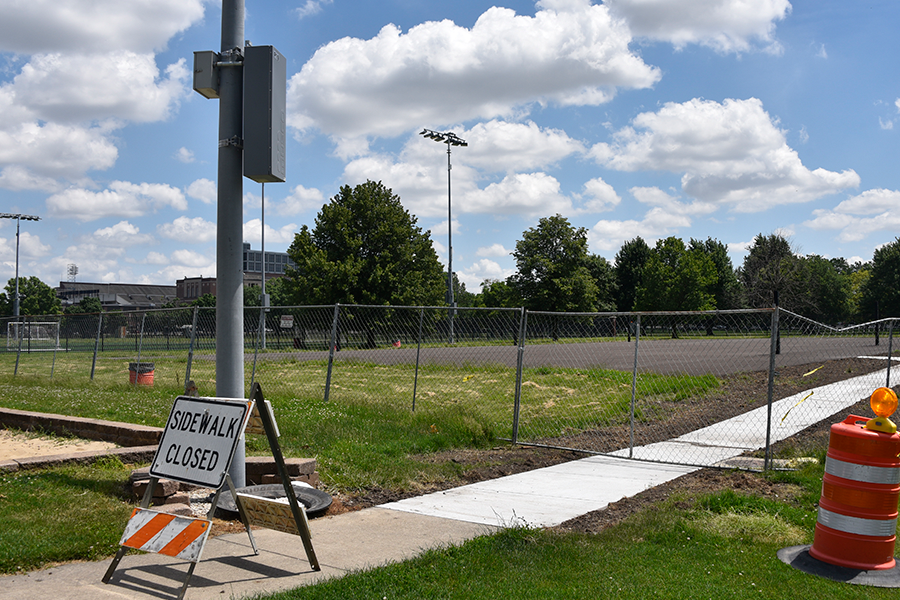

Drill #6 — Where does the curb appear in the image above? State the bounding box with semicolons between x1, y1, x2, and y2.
0;407;163;472
0;407;163;446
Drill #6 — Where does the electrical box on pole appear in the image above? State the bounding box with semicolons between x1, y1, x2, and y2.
192;51;220;99
243;45;286;183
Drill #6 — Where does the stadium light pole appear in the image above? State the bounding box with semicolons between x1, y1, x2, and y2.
0;213;41;317
419;129;467;344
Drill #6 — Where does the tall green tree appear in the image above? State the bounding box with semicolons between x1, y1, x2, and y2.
284;180;445;307
801;255;852;324
63;296;103;314
476;279;521;309
739;233;804;310
634;237;717;314
0;277;61;316
192;293;216;307
583;254;617;312
614;237;651;311
860;237;900;319
510;215;598;313
689;237;743;310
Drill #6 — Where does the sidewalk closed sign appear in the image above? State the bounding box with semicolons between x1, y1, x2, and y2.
150;396;252;488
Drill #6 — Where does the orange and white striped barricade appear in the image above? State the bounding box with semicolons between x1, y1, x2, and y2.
809;414;900;570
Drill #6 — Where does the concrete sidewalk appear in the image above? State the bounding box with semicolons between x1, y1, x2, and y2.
0;365;893;600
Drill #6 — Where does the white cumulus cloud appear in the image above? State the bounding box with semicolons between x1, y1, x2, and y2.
0;0;206;54
186;179;217;204
47;181;187;222
287;2;659;140
90;221;155;246
158;216;216;243
606;0;791;53
592;97;859;211
804;189;900;243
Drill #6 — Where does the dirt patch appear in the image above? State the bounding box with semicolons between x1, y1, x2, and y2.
320;357;894;522
0;429;118;460
556;468;809;534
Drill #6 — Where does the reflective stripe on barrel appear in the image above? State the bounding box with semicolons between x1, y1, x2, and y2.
825;456;900;485
817;506;897;537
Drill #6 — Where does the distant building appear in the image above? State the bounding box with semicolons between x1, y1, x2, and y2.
174;244;295;301
56;282;176;310
242;242;295;288
176;276;217;303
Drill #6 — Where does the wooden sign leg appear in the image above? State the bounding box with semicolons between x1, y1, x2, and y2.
250;383;320;571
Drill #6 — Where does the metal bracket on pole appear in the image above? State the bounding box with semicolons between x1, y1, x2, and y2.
219;136;244;149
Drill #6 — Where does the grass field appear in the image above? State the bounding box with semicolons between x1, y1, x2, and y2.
0;349;720;489
2;456;894;599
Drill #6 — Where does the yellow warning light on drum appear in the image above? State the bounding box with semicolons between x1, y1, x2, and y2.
866;387;898;434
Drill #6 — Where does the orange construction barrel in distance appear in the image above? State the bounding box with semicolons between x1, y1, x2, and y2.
810;412;900;570
128;362;155;386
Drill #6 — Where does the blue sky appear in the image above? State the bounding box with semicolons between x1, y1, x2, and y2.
1;0;899;294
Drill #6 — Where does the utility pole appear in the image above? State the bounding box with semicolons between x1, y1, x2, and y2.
194;1;285;488
419;129;467;344
216;0;246;486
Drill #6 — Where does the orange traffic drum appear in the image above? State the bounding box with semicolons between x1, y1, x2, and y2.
810;414;900;570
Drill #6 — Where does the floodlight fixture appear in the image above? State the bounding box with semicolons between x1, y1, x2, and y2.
419;128;468;343
0;213;41;317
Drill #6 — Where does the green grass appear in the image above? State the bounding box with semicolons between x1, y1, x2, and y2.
259;463;892;600
0;457;134;574
0;354;719;491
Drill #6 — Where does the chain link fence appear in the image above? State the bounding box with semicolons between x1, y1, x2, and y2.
1;306;896;470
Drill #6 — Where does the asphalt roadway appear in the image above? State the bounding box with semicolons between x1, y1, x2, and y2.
248;335;889;376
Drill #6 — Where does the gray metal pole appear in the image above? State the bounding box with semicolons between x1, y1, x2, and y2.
629;315;640;458
324;304;340;402
217;0;246;487
13;216;20;317
412;307;424;412
764;307;779;472
446;142;454;345
90;313;103;381
512;308;527;444
261;183;267;350
184;306;199;394
887;320;894;388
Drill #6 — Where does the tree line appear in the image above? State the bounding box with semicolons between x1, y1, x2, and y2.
2;180;898;324
277;181;898;325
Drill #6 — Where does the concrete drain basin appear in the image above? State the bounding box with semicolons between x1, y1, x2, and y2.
216;483;332;519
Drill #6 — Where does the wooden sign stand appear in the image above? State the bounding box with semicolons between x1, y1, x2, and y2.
103;383;319;599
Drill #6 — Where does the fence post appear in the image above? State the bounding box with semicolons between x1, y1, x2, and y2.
875;302;880;346
887;320;894;388
249;305;266;392
324;304;340;402
90;313;103;381
412;307;424;411
132;312;147;386
764;307;780;471
14;316;24;376
184;307;199;393
512;308;528;445
629;314;641;458
51;316;59;379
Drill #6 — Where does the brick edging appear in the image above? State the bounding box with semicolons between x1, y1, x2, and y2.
0;407;163;446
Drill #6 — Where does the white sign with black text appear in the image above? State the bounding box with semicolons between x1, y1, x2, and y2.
150;396;253;488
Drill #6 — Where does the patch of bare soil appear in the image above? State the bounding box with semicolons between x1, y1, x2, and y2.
322;357;894;526
0;429;118;460
556;468;809;534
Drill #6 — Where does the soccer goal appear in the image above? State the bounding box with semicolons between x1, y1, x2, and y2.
6;321;61;351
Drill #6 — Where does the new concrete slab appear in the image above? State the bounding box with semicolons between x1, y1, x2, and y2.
381;456;698;527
